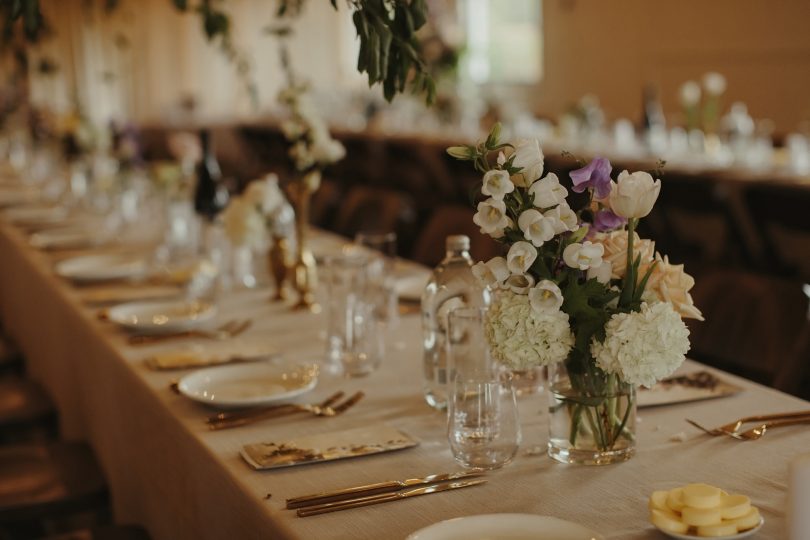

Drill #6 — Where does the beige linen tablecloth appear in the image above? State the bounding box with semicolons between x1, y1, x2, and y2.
0;221;808;540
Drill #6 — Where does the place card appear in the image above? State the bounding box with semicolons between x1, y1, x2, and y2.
638;370;743;408
241;424;418;470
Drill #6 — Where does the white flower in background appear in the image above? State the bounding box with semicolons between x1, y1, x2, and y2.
591;230;655;280
472;257;510;288
529;280;564;314
244;174;285;215
702;72;727;96
310;125;346;165
167;132;201;165
290;140;315;171
544;203;579;234
563;241;604;271
591;302;690;387
505;273;535;294
517;209;555;247
506;241;538;274
485;291;574;370
609;170;661;219
679;81;701;107
511;139;544;187
586;260;613;284
280;119;305;140
646;255;704;320
528;172;568;208
473;198;510;236
481;169;514;200
222;197;266;248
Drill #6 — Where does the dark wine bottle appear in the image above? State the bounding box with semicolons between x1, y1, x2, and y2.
641;83;666;132
193;129;229;221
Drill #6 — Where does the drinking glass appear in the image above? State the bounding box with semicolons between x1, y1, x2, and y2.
446;307;520;470
354;231;398;325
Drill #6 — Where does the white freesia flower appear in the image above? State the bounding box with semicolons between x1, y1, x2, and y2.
511;138;544;187
222;197;266;248
244;174;285;215
517;209;555;247
544;203;579;234
609;170;661;219
473;198;510;236
485;291;574;370
528;173;568;208
505;273;535;294
529;280;564;314
563;241;604;271
506;241;538;274
586;260;613;284
591;302;690;387
472;257;510;288
702;72;727;96
679;81;701;107
481;169;514;200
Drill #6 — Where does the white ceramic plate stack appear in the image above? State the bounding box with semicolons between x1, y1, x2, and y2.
177;361;319;409
406;514;604;540
55;254;149;284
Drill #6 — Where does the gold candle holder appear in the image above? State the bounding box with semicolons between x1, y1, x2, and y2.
268;234;290;302
288;172;320;312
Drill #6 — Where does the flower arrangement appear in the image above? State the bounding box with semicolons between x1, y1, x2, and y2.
448;124;702;460
222;174;290;249
679;72;727;133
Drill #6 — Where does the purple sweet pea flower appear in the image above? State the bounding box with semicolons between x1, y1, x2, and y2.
570;157;612;198
593;209;626;232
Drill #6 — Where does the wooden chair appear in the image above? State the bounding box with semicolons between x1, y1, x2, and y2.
0;378;57;443
332;187;416;254
411;205;503;268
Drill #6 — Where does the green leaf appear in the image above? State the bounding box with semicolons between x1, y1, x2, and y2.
172;0;188;11
447;146;471;160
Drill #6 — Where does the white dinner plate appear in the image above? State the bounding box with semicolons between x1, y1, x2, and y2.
177;361;318;409
408;514;604;540
55;254;149;283
653;517;763;540
3;205;69;227
30;228;103;250
107;299;216;334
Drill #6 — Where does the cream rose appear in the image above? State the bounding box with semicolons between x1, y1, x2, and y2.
645;255;704;320
592;230;655;280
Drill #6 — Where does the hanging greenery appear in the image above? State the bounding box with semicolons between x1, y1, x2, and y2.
0;0;434;104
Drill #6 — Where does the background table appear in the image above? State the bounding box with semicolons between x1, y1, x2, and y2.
0;220;807;539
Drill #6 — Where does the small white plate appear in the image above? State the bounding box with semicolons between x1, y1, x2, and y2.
56;254;149;284
30;228;102;250
407;514;604;540
178;361;318;409
107;299;216;334
653;517;764;540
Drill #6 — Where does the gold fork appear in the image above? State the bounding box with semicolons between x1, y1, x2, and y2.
128;319;252;344
206;391;365;430
686;410;810;436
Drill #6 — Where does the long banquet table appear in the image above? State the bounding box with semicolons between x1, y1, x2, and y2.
0;218;808;539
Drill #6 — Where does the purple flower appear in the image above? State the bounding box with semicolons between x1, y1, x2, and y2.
593;209;626;232
570;157;612;198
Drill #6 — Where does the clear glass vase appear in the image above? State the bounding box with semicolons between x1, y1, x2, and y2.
547;361;636;465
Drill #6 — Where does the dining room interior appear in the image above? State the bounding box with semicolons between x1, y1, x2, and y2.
0;0;809;539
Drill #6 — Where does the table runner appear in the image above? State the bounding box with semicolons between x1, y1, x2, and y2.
0;220;807;539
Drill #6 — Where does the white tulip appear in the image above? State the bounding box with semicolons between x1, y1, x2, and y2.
481;169;514;201
511;138;544;187
528;172;568;208
517;209;555;247
609;170;661;219
563;241;604;271
529;280;564;314
472;257;510;288
586;260;613;284
544;203;579;234
505;273;536;295
679;81;701;107
506;241;538;274
473;198;510;236
702;72;727;95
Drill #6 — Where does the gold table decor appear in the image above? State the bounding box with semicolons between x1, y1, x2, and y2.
287;171;320;312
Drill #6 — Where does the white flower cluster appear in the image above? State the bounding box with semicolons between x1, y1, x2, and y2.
590;302;690;387
484;290;574;370
222;174;289;248
279;86;345;171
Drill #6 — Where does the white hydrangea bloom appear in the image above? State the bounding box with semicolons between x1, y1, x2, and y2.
591;302;690;387
485;291;574;370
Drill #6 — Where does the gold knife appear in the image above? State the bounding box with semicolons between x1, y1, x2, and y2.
286;471;485;509
296;479;488;517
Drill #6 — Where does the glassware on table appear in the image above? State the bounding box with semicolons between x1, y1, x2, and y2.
354;231;398;325
446;307;519;470
325;253;384;377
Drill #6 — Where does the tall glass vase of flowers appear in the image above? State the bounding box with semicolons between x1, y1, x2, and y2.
448;124;703;465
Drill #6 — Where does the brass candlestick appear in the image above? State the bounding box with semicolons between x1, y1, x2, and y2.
288;172;320;312
268;235;290;302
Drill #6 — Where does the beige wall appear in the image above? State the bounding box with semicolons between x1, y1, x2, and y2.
534;0;810;133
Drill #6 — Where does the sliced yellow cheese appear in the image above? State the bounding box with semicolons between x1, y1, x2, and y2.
696;522;739;537
683;483;723;509
682;506;723;527
649;490;670;512
651;508;689;534
720;493;751;519
725;506;761;531
667;487;686;512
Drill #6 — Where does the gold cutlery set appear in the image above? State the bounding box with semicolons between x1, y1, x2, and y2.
285;471;487;517
128;318;252;344
687;410;810;440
